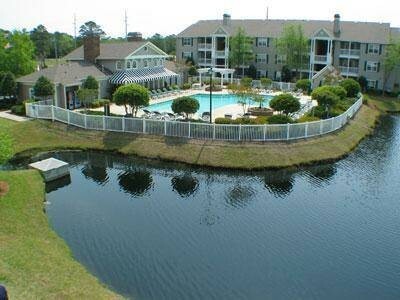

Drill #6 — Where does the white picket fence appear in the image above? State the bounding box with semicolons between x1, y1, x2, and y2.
26;96;363;142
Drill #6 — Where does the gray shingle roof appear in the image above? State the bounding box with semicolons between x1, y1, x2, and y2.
17;62;107;85
391;28;400;40
177;19;392;44
64;41;147;60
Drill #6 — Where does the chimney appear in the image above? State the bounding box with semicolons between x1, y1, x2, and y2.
127;32;143;42
333;14;341;36
223;14;231;26
83;36;100;64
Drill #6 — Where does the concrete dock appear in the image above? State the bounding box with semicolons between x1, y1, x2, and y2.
29;158;70;182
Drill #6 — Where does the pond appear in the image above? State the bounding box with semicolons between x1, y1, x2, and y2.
39;114;400;299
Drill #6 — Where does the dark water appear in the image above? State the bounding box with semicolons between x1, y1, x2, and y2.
43;115;400;300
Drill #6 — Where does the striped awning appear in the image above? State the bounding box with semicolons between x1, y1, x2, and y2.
109;67;179;85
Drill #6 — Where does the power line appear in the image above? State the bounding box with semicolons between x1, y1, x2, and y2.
73;13;77;48
124;10;128;41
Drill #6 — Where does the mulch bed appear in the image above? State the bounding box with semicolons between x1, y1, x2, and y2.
0;181;9;197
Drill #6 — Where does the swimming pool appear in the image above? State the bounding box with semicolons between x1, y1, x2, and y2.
146;93;272;114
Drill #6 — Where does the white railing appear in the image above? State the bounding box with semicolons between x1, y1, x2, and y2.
198;43;212;50
339;49;361;57
198;59;212;65
339;66;360;74
215;50;227;57
25;96;363;142
314;55;328;63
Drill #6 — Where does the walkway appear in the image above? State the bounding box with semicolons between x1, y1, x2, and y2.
0;110;30;122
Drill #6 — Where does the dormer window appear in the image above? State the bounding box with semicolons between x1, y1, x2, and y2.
132;61;137;69
144;46;148;51
126;61;131;69
116;61;123;70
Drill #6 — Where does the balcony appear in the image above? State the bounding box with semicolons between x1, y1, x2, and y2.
215;50;227;58
198;58;212;65
339;49;361;57
314;55;328;63
339;66;360;75
198;43;212;50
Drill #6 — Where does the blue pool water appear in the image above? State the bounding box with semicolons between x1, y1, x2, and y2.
146;93;272;114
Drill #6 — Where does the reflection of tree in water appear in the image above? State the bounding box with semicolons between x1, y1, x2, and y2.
82;164;109;185
307;164;337;185
45;175;71;193
118;169;153;197
264;169;294;198
225;184;255;208
171;174;199;197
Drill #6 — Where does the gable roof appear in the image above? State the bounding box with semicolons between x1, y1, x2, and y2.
64;41;148;60
177;19;392;44
17;62;107;85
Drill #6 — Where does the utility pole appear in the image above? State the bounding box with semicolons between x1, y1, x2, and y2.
266;6;269;20
73;13;77;48
124;10;128;41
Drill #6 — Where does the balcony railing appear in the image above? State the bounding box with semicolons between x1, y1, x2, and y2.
339;66;360;74
215;50;227;57
314;55;328;63
198;58;212;65
198;43;212;50
339;49;361;57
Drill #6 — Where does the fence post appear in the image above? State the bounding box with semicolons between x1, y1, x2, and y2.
319;120;323;135
286;123;290;140
102;116;106;130
213;123;216;140
238;124;241;141
51;105;55;122
331;117;334;131
67;110;70;125
122;117;125;132
188;122;191;138
164;119;167;135
305;123;308;138
143;119;146;133
84;113;87;129
263;124;267;141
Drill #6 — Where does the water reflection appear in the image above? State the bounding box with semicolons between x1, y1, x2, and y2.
82;164;109;185
306;164;337;186
118;169;153;197
45;175;71;193
225;184;255;208
263;169;295;197
171;174;199;197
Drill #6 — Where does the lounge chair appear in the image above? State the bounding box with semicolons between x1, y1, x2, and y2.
142;109;155;118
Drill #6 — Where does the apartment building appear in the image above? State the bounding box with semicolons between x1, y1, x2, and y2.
177;14;400;91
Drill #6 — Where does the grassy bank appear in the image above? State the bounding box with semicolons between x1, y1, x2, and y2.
0;170;120;299
367;94;400;113
1;104;379;170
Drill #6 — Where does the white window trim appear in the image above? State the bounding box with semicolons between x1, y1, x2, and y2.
116;61;123;70
256;54;267;63
257;38;268;47
143;60;148;68
366;61;378;72
183;38;192;46
132;60;137;69
368;44;380;54
183;52;192;59
276;55;286;64
367;79;377;89
126;60;131;69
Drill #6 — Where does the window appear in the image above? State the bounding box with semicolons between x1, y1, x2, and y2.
159;59;163;66
368;44;380;54
275;71;282;81
256;54;267;63
182;38;192;46
182;52;192;60
29;88;35;99
366;61;378;72
257;70;267;78
257;38;268;47
276;55;286;64
132;61;137;69
143;60;148;68
126;61;131;69
367;79;377;89
144;46;148;51
116;61;123;70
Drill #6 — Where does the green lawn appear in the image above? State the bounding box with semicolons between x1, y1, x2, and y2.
0;170;121;299
367;94;400;113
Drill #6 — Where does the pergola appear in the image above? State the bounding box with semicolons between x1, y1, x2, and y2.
197;68;235;86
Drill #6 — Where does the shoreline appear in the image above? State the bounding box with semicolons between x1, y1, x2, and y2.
5;104;380;171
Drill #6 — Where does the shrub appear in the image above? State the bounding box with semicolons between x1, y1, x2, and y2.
260;77;272;88
311;88;340;107
113;84;150;116
33;76;54;99
311;85;346;100
82;76;99;90
340;78;361;97
171;96;200;119
267;114;294;124
205;85;222;92
182;83;191;90
11;104;25;116
215;117;233;124
241;77;253;88
232;118;257;125
295;79;311;94
269;93;300;115
254;116;269;124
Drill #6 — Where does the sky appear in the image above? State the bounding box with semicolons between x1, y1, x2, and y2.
1;0;399;38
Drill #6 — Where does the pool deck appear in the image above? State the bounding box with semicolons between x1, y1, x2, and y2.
91;88;313;121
